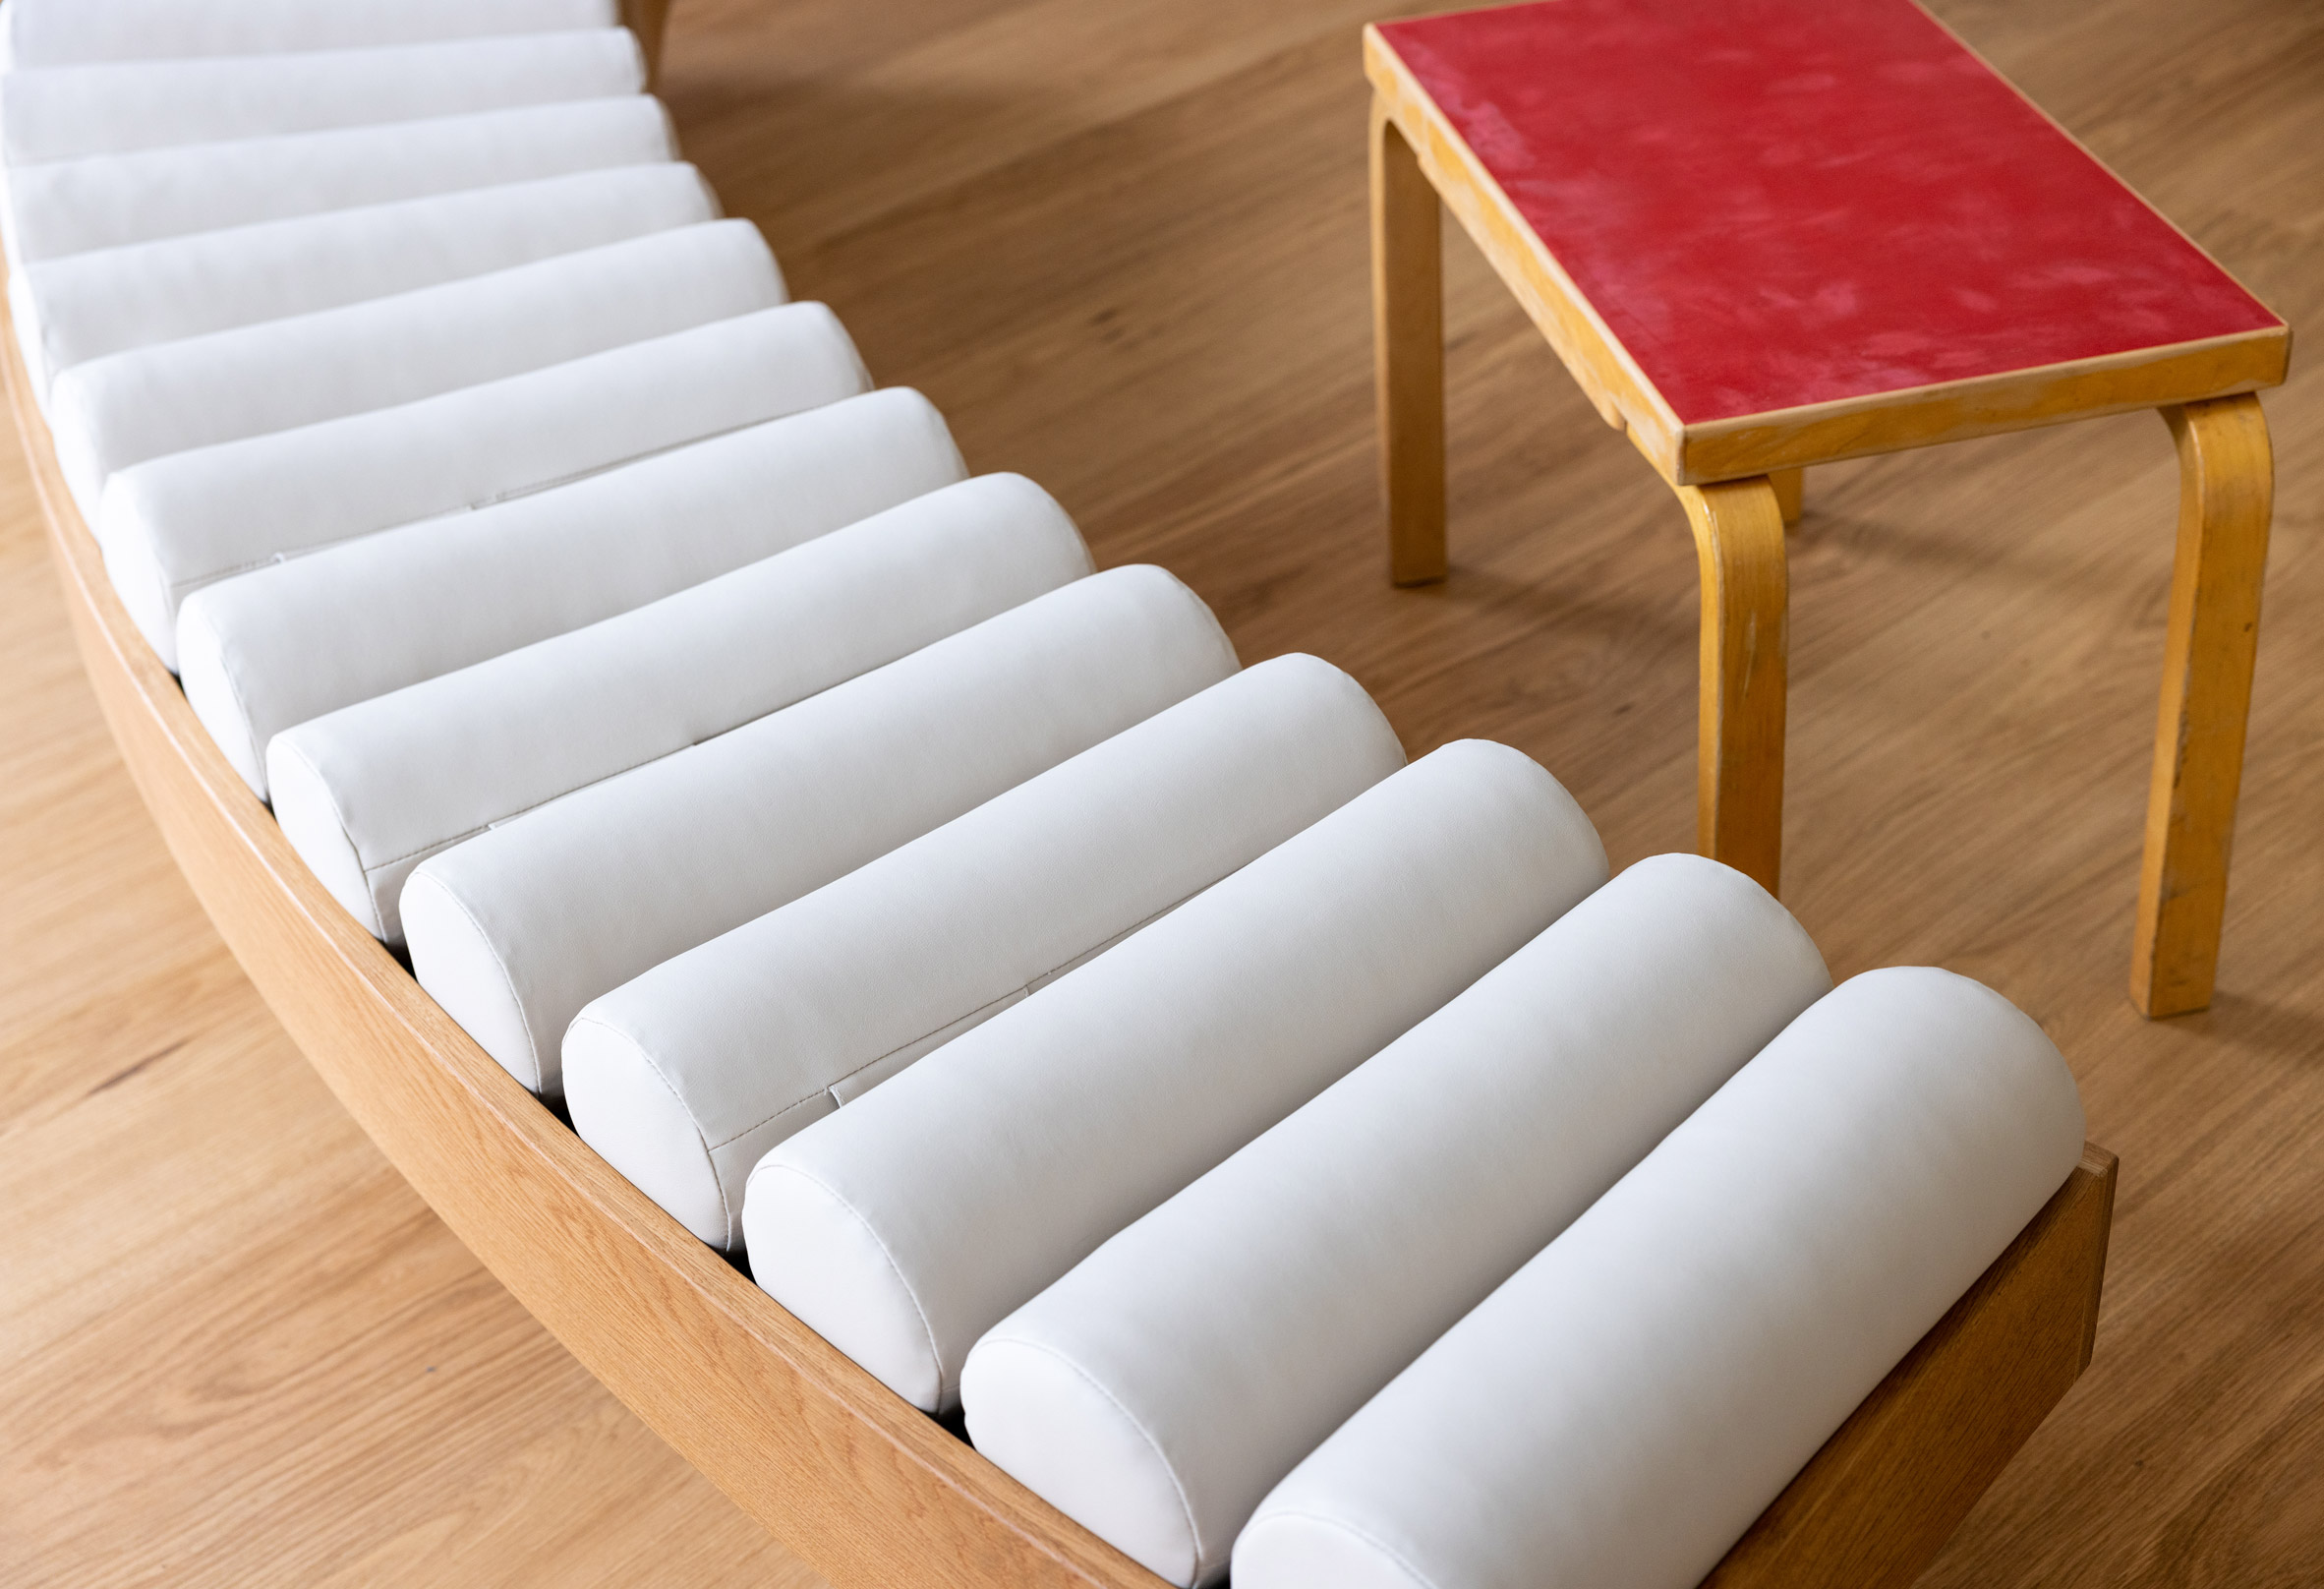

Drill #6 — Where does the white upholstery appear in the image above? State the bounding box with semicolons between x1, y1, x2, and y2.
50;218;783;516
1233;967;2088;1589
402;566;1238;1096
5;95;673;265
744;740;1610;1414
0;30;644;165
959;854;1832;1586
567;654;1407;1252
272;475;1090;944
1;0;617;69
99;302;867;670
13;162;719;401
179;389;964;799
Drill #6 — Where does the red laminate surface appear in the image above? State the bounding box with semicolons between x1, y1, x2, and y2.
1377;0;2284;425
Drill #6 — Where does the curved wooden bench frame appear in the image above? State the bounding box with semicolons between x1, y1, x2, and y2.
3;71;2116;1589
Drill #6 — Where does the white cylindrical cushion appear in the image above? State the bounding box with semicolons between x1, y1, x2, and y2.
566;654;1408;1252
2;0;617;69
15;162;719;400
403;566;1238;1096
5;96;675;265
272;475;1091;944
49;219;784;514
1233;967;2089;1589
744;739;1611;1414
959;853;1831;1586
178;388;963;799
99;302;868;671
1;30;645;164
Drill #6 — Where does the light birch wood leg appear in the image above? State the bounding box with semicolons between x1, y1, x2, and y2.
1677;478;1790;895
1371;96;1447;587
2132;394;2273;1018
1771;467;1806;527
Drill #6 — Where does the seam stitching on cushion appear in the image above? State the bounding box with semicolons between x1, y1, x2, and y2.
167;557;288;598
157;405;804;608
358;728;692;875
413;873;546;1092
567;1012;729;1242
362;831;468;881
705;1089;833;1155
1020;889;1197;991
709;885;1204;1151
710;985;1022;1149
819;986;1017;1088
469;396;815;508
1244;1509;1442;1589
749;1159;947;1401
159;502;492;594
979;1333;1207;1580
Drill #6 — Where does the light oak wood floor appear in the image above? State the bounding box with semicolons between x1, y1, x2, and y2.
4;0;2319;1582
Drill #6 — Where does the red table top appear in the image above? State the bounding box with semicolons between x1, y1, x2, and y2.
1375;0;2284;426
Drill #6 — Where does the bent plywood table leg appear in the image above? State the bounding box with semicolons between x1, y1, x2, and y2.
2133;393;2274;1018
1679;478;1789;896
1371;95;1448;588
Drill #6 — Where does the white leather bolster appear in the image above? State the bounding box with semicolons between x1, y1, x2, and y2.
272;474;1091;944
960;853;1832;1586
743;739;1610;1414
49;218;783;515
16;162;718;401
566;653;1407;1253
2;29;644;164
178;388;963;800
5;95;674;265
403;565;1238;1097
1233;966;2088;1589
98;301;868;671
2;0;616;69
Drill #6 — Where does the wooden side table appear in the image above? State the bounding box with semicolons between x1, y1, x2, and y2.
1365;0;2290;1017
